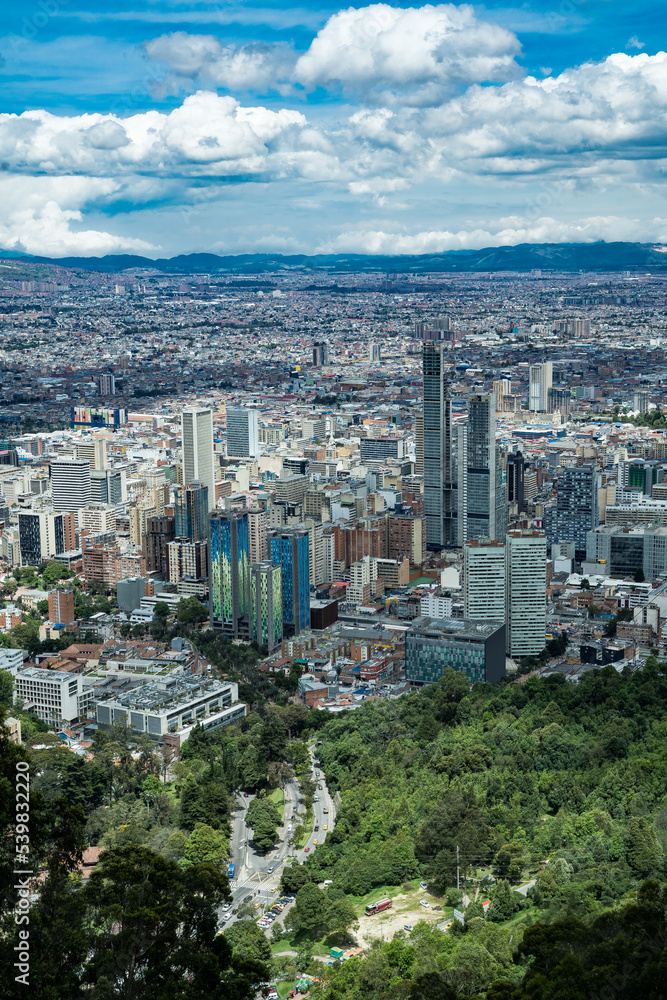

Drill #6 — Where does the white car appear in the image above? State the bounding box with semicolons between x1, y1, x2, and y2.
420;900;429;908
221;904;231;912
404;923;413;932
420;881;428;890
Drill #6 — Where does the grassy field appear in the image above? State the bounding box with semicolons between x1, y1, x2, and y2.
268;786;285;812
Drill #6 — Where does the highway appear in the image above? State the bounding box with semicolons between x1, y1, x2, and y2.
219;743;337;931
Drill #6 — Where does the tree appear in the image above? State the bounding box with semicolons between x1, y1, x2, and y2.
81;844;234;999
177;596;208;624
486;880;521;922
326;896;359;939
246;798;281;852
182;823;228;870
153;601;171;620
287;882;329;937
0;668;13;709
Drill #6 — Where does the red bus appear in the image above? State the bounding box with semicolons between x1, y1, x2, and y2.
365;898;392;916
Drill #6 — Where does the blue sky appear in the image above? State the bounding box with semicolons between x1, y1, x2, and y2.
1;0;666;256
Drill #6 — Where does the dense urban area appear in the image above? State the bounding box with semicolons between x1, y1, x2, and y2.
2;254;667;1000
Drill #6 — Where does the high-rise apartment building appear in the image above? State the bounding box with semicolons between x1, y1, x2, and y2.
48;587;75;625
90;468;126;506
174;481;209;542
168;538;208;594
210;510;250;639
143;515;175;578
369;342;381;362
76;439;107;470
249;561;283;652
634;389;650;414
423;343;456;548
545;464;599;557
18;510;76;567
529;362;553;412
97;374;116;395
247;507;269;563
269;526;310;637
50;458;92;515
312;341;329;366
226;408;259;459
463;539;505;622
79;504;116;535
181;408;215;511
505;530;547;657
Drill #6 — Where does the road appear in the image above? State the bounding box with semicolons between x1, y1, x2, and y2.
219;744;337;931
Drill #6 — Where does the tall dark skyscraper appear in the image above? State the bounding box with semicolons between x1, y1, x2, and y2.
423;342;457;548
507;450;526;512
459;393;506;542
174;481;208;541
545;464;599;556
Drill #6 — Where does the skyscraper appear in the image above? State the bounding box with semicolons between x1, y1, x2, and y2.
463;539;505;622
545;464;599;557
18;510;76;567
459;393;506;542
269;526;310;637
210;510;250;639
174;481;209;542
507;450;526;511
250;561;283;652
312;341;329;366
529;362;553;412
226;407;259;459
181;408;215;511
414;413;423;475
423;342;456;548
50;458;92;516
505;530;547;657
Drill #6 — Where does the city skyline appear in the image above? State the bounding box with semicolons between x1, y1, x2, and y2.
0;0;665;257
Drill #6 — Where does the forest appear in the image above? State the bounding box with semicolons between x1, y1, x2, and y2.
1;657;666;999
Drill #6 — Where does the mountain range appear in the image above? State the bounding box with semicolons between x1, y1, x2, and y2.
2;242;667;274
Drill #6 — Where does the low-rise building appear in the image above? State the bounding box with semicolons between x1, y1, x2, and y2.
405;616;506;686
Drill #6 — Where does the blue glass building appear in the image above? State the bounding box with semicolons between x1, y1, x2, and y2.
269;526;309;637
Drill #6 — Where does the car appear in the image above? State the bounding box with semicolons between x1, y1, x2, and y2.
221;903;231;911
420;900;429;908
433;905;442;911
324;825;328;830
420;881;428;890
313;839;318;845
244;895;253;903
267;866;275;873
254;902;263;909
221;914;230;923
232;908;238;915
323;808;329;814
243;792;248;798
270;887;278;893
314;824;319;831
304;846;310;852
404;924;413;932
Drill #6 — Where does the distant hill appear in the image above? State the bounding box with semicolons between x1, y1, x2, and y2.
2;242;667;274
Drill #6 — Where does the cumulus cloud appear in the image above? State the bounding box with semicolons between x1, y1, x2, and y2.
322;215;667;254
294;3;523;101
0;92;310;179
145;32;295;95
0;176;156;256
348;51;667;178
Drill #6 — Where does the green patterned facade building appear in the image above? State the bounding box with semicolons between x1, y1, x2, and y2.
250;561;283;652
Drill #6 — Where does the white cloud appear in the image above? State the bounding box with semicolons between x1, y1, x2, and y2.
0;92;309;179
0;176;156;256
144;33;295;94
322;215;667;254
295;3;523;101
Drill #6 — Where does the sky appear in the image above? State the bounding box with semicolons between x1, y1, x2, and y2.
0;0;666;258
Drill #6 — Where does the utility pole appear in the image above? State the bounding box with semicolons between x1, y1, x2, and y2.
457;845;460;893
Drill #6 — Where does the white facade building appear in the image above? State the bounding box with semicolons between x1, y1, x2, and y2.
463;539;506;622
505;530;547;656
181;408;215;511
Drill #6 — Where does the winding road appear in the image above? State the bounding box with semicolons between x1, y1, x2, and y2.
220;744;337;930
